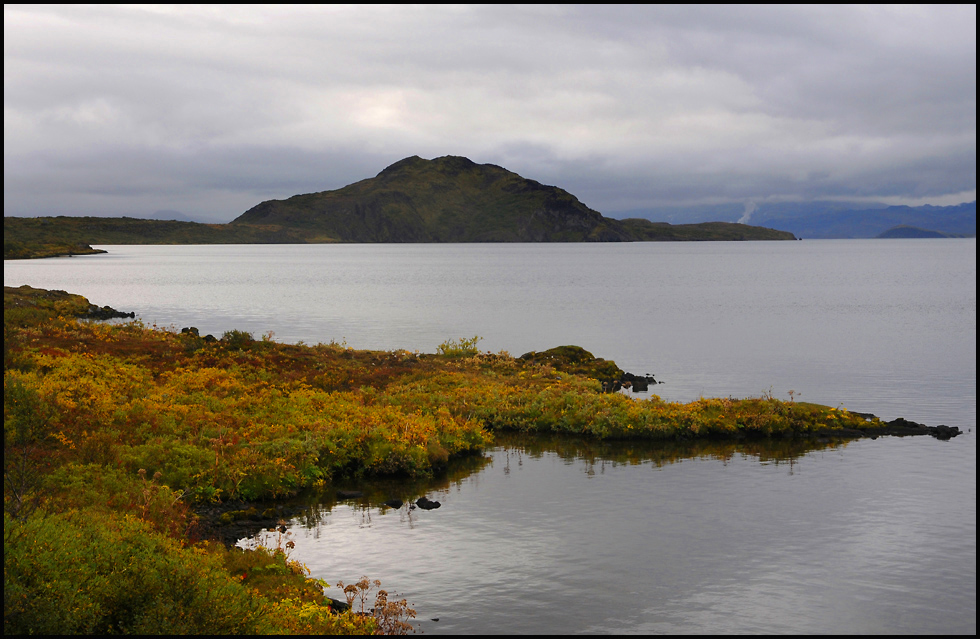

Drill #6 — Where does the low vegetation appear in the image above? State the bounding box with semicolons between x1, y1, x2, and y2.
5;284;885;633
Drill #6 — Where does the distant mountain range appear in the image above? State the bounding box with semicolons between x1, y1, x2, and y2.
4;156;795;257
616;200;976;239
753;202;976;239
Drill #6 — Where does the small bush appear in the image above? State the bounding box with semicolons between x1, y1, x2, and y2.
437;335;482;357
221;329;253;350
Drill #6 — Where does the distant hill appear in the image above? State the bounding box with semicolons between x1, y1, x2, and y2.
5;156;797;258
876;225;963;239
231;156;794;243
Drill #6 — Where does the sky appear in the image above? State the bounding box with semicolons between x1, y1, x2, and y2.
4;5;976;223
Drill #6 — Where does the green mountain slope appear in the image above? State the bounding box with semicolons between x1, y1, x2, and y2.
231;155;636;242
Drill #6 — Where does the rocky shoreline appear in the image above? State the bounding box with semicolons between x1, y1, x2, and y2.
813;416;961;441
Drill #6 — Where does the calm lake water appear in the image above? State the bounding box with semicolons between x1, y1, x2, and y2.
4;239;976;633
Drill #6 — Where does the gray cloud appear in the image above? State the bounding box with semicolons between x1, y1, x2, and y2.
4;5;975;222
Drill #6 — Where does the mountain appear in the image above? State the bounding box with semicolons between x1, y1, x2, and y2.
231;155;633;242
231;155;795;242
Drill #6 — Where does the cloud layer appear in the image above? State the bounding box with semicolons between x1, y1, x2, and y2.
4;5;976;222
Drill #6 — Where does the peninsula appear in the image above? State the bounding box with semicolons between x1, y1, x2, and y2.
4;156;794;258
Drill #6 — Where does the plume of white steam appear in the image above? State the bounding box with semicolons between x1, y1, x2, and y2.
737;201;757;224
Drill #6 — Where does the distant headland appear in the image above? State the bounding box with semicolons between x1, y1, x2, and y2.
4;156;795;259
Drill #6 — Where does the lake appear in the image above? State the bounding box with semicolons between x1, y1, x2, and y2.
4;239;976;633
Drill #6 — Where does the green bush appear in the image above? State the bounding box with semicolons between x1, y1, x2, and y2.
221;329;254;350
4;510;266;634
436;335;482;357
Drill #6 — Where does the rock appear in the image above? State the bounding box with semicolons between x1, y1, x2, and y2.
875;418;961;439
416;497;441;510
326;597;350;612
78;304;135;320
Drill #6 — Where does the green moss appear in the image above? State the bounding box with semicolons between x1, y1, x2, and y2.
518;345;624;379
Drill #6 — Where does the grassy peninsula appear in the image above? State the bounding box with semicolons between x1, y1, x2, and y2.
2;240;106;260
4;156;795;259
7;285;930;634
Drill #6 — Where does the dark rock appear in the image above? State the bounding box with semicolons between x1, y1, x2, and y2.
326;597;350;612
933;425;960;440
78;304;135;320
382;499;404;509
854;417;961;440
337;490;363;500
599;372;659;393
416;497;441;510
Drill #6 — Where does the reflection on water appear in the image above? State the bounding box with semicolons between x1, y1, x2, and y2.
256;433;851;532
245;433;974;635
492;431;854;471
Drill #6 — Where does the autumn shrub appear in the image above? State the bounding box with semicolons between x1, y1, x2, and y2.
221;329;254;350
3;510;267;634
4;377;57;521
436;335;482;357
3;510;382;635
41;464;195;539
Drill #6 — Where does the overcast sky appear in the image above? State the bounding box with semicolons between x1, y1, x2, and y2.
4;5;976;223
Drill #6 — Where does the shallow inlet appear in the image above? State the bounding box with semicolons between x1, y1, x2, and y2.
244;432;976;635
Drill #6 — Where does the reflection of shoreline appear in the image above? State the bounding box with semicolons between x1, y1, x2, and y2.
215;450;493;545
231;435;849;545
490;430;851;468
225;419;962;546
